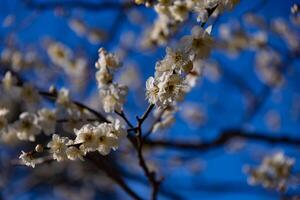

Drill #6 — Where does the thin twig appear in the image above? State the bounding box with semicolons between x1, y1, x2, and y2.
115;110;134;128
143;108;166;139
134;104;161;200
86;153;143;200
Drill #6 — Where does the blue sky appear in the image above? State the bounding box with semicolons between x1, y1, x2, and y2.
1;0;300;199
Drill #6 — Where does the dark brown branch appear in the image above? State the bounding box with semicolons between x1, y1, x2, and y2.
38;90;109;123
115;110;134;128
86;153;143;200
143;107;167;139
0;66;109;123
134;104;161;200
201;5;218;28
144;129;300;151
136;104;155;126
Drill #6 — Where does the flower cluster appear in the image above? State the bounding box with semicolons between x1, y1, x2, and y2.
255;49;283;87
271;18;300;52
0;108;57;143
47;42;87;78
245;152;295;191
138;0;239;47
0;108;9;135
146;48;189;108
152;105;178;133
146;26;213;109
1;48;42;71
68;18;106;44
291;4;300;26
74;119;126;155
95;48;128;113
19;119;126;167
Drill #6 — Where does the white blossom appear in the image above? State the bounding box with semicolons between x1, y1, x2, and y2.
100;84;128;113
47;42;72;68
66;146;84;161
96;48;120;70
74;124;99;153
94;123;119;155
157;73;186;105
47;134;71;162
95;66;113;87
0;108;9;134
2;71;17;91
37;108;56;135
152;105;177;132
56;88;71;106
169;1;189;22
74;121;125;156
14;112;40;141
179;26;213;60
108;118;127;140
19;151;38;168
146;77;160;104
155;48;193;76
245;152;295;191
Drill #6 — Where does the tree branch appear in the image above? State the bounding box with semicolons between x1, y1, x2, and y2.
86;153;143;200
144;129;300;151
134;104;161;200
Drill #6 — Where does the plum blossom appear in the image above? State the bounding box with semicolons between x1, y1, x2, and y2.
37;108;56;135
19;151;38;168
245;152;295;191
100;84;128;113
47;134;72;161
14;112;40;142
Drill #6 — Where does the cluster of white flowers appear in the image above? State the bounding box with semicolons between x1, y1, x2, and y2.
2;71;17;91
1;48;41;71
19;151;43;168
37;108;57;135
152;105;177;133
13;112;40;141
47;42;87;78
74;119;126;155
68;18;106;44
255;49;283;87
18;118;126;167
2;109;57;142
95;48;128;113
271;18;300;52
55;87;92;132
218;22;267;55
146;26;213;109
47;134;83;162
138;0;239;47
291;4;300;25
0;108;9;135
146;49;188;107
245;152;295;191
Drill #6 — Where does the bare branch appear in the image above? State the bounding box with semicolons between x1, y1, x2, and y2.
144;129;300;151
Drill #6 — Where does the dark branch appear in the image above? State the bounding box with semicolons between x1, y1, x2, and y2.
86;153;143;200
133;103;161;200
144;129;300;151
115;110;134;128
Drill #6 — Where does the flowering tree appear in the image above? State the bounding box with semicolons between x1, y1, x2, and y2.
0;0;300;199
